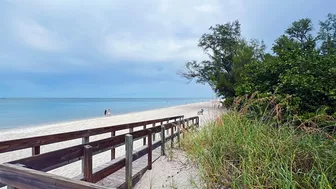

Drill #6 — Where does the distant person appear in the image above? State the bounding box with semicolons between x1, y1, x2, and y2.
104;109;107;116
107;108;111;116
197;108;204;115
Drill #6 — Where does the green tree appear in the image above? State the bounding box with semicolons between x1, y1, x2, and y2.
179;21;265;98
318;13;336;55
237;15;336;115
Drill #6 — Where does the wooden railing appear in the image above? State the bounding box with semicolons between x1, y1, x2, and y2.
0;116;199;189
0;115;184;155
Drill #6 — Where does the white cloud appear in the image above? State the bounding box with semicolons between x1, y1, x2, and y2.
99;0;246;64
1;0;248;70
13;18;68;51
102;33;206;63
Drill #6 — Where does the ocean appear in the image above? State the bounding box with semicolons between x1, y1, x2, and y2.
0;98;209;129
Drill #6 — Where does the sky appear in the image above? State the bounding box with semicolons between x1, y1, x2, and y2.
0;0;335;98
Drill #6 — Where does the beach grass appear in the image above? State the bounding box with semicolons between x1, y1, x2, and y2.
181;112;336;188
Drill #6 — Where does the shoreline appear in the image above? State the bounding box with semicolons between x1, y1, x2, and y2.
0;101;223;182
0;100;210;133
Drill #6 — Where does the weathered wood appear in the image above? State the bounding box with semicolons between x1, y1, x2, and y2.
98;146;162;189
9;129;149;172
111;131;116;160
32;146;40;156
83;140;162;183
152;123;156;141
82;136;90;174
161;126;165;156
0;117;190;188
0;115;183;153
166;119;169;135
83;145;93;183
0;163;110;189
147;129;152;170
125;134;133;189
171;126;174;148
143;125;146;145
177;123;181;148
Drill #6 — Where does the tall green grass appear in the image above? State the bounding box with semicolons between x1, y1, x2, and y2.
181;113;336;189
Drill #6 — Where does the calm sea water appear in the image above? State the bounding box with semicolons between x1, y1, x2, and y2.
0;98;208;129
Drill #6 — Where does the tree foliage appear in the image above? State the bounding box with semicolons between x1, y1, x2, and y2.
181;13;336;122
179;21;265;98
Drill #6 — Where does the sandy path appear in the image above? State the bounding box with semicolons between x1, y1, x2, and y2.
0;101;224;180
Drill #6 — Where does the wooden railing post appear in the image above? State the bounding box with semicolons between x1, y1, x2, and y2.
171;125;174;148
177;123;181;148
174;118;177;131
152;123;156;141
147;129;152;170
125;134;133;189
166;119;169;135
129;126;133;133
186;120;189;131
32;146;40;156
143;125;146;145
111;131;116;160
83;145;93;182
82;136;89;174
181;119;185;139
161;126;165;156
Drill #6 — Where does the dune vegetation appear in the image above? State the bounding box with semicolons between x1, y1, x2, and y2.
179;13;336;188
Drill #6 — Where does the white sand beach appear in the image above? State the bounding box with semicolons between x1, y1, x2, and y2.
0;101;224;183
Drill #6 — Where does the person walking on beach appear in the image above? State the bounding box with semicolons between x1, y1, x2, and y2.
104;109;107;116
107;108;111;116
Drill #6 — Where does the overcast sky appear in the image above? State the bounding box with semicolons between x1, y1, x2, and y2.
0;0;335;98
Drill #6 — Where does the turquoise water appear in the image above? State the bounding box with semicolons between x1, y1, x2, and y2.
0;98;208;129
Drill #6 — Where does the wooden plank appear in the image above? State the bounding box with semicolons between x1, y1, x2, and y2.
152;123;156;141
83;145;93;183
125;135;133;189
73;140;162;183
0;119;184;188
171;126;174;148
0;163;111;189
9;129;150;172
147;130;152;170
111;131;116;160
32;146;40;156
0;115;184;153
177;124;181;148
82;137;90;174
99;147;162;189
142;125;146;145
161;126;165;156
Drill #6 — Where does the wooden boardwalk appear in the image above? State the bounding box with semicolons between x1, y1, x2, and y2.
96;146;161;188
0;116;199;189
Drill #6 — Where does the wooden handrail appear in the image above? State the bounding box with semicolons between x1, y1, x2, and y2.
0;116;199;188
0;115;183;153
9;128;157;172
0;163;111;189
